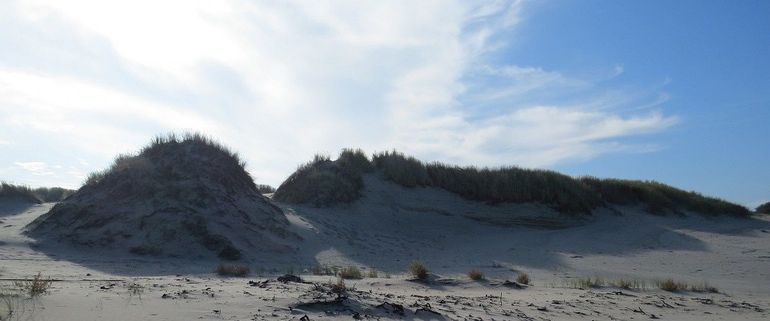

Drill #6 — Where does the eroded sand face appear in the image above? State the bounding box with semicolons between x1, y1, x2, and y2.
1;203;769;320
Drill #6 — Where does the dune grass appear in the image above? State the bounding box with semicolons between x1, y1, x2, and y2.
409;261;429;280
215;264;250;277
275;148;750;216
338;266;363;280
0;182;74;203
757;202;770;214
467;269;484;281
516;273;530;285
13;273;52;297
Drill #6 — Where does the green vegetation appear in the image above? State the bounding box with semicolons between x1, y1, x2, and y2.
409;261;429;280
83;133;259;195
276;148;749;216
0;182;74;203
581;177;749;216
467;269;484;281
215;263;250;277
366;268;379;278
757;202;770;214
338;266;363;279
273;149;372;206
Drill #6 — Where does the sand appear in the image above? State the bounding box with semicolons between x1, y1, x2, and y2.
1;181;769;320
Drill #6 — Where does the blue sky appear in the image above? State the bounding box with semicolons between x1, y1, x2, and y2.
0;0;767;208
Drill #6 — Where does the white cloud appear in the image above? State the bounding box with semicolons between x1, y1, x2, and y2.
0;0;678;188
14;161;53;176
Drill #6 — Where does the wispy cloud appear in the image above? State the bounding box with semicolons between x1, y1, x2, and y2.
14;161;53;176
0;0;678;187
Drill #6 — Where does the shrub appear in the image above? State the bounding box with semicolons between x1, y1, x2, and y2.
757;202;770;214
14;273;52;297
657;279;687;292
367;268;378;278
215;264;250;277
409;261;429;280
516;273;530;285
467;270;484;281
338;266;363;279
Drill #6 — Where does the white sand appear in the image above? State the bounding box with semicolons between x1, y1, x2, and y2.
1;178;769;320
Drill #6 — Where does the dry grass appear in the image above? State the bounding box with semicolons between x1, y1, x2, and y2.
215;264;250;277
338;266;363;280
367;268;378;278
467;269;484;281
656;279;688;292
612;279;647;290
516;273;530;285
13;272;52;297
409;261;429;280
566;277;604;289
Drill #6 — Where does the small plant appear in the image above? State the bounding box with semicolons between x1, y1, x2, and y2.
14;272;52;297
409;261;429;280
657;279;687;292
516;273;530;285
312;265;334;276
338;266;363;279
215;264;250;277
330;277;347;299
612;279;647;290
566;277;603;289
367;268;378;278
467;269;484;281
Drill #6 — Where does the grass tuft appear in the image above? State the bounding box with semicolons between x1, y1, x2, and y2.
215;264;250;277
467;269;484;281
409;261;429;280
516;273;530;285
14;272;52;297
338;266;363;280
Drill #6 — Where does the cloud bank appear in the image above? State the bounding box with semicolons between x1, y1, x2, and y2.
0;0;677;188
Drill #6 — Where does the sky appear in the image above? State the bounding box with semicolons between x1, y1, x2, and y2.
0;0;768;208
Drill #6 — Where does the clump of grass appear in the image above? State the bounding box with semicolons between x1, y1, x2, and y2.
215;263;250;277
566;277;604;289
467;269;484;281
656;279;688;292
367;268;379;278
330;277;348;299
14;272;52;297
516;273;530;285
612;279;647;290
409;261;429;280
338;266;363;279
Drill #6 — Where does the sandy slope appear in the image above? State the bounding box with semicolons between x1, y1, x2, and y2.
1;192;769;320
